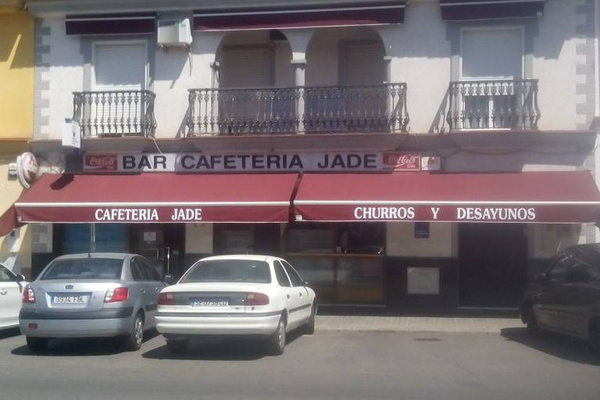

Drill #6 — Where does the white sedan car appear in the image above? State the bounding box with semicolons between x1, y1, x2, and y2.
0;263;27;330
156;255;317;355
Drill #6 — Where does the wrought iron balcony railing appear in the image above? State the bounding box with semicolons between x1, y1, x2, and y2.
72;90;157;137
186;83;409;136
446;79;540;131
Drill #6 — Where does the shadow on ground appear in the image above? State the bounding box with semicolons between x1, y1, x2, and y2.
501;327;600;366
11;329;159;357
142;330;303;361
0;327;21;340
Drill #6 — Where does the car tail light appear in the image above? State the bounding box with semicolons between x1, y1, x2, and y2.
104;287;129;303
158;292;175;305
22;285;35;304
245;292;270;306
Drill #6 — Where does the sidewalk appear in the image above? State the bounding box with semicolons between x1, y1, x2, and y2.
315;315;524;333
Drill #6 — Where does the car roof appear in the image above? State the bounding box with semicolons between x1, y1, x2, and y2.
196;254;277;263
50;253;137;261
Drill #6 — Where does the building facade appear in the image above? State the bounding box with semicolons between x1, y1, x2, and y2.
0;0;34;278
2;0;599;313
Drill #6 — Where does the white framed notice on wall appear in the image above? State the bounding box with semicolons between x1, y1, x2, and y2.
407;267;440;295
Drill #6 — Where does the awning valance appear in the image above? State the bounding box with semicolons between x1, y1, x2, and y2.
66;13;157;35
0;206;21;237
4;170;600;234
13;173;299;224
293;171;600;223
440;0;545;21
193;1;406;31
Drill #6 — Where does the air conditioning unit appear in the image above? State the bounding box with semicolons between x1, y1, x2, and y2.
421;156;442;171
157;18;192;48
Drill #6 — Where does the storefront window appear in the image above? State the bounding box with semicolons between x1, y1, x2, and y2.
287;226;335;253
287;223;384;254
62;224;126;254
214;224;253;254
337;257;384;303
286;223;385;305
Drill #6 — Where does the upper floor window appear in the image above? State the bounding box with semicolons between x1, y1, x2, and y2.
459;28;523;129
77;41;154;137
93;42;147;91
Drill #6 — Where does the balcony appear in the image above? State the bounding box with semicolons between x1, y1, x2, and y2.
446;80;540;131
186;83;409;136
72;90;156;137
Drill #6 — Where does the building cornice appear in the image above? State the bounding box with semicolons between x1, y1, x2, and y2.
28;130;598;156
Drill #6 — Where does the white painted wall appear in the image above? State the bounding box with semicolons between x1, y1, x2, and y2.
377;1;450;134
528;223;581;258
43;18;84;140
534;0;581;130
386;222;456;257
154;31;222;137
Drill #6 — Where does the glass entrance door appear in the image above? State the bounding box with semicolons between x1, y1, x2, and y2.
130;224;185;279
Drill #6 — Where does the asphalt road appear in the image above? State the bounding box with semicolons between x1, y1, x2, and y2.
0;327;599;400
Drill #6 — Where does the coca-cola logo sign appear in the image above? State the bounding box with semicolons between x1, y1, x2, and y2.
382;152;420;170
84;155;118;171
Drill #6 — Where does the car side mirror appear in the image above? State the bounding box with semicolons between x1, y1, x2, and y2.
16;274;26;282
304;280;310;287
163;274;176;285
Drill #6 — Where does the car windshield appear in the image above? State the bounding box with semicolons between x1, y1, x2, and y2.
41;258;123;280
181;260;271;284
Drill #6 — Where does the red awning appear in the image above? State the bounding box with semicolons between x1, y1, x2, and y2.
14;173;299;224
293;171;600;223
0;206;21;237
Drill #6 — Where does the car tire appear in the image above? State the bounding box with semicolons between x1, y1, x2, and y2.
26;336;48;352
303;304;316;335
523;304;540;335
166;338;189;355
123;313;144;351
268;316;286;356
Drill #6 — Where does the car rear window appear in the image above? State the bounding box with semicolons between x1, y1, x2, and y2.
41;258;123;280
181;260;271;284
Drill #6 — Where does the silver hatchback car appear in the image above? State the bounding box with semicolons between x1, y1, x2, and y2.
20;253;166;352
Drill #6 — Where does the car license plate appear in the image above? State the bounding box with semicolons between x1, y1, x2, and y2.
52;295;88;305
190;298;229;307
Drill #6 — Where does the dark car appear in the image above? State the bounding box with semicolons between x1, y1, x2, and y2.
520;243;600;350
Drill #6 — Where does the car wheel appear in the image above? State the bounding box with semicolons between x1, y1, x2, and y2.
26;336;48;352
166;338;189;355
268;316;286;355
124;313;144;351
523;304;539;335
304;304;316;335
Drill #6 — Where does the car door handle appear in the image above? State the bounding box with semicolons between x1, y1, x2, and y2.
287;295;291;299
0;289;7;295
299;292;303;297
140;289;146;293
